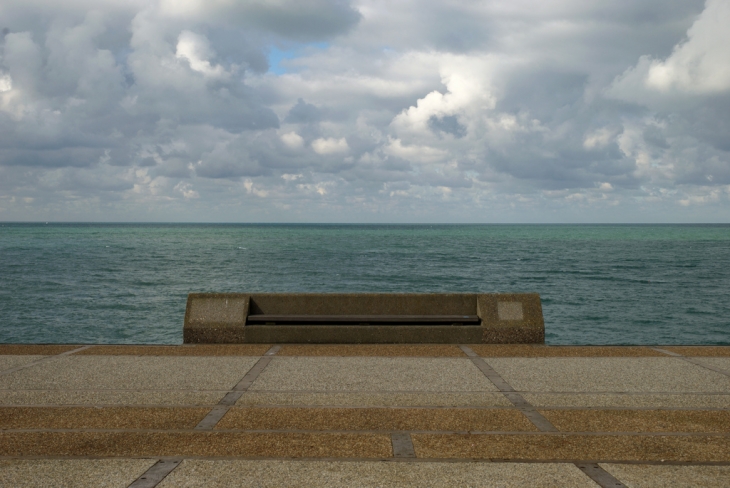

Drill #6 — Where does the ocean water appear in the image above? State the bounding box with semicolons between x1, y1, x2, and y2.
0;223;728;345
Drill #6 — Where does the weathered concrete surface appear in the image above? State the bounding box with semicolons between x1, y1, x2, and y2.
184;293;544;344
0;343;729;487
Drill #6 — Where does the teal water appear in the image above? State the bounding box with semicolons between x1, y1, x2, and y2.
0;223;728;345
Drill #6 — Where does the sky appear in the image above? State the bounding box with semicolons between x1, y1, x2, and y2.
0;0;729;223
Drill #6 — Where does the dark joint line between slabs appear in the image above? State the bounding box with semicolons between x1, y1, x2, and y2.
128;459;182;488
652;348;730;378
459;345;558;432
391;432;416;458
194;345;281;430
0;345;93;377
575;463;627;488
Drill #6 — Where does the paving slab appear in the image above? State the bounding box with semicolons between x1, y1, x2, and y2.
691;357;730;372
523;393;730;409
216;407;537;431
541;409;730;433
600;463;730;488
0;355;46;373
486;358;730;392
277;344;466;357
412;433;730;461
237;391;512;407
0;432;392;458
470;345;663;357
0;407;210;429
157;460;595;487
0;356;259;390
0;389;226;406
250;357;497;392
0;459;157;488
76;345;271;356
664;346;730;357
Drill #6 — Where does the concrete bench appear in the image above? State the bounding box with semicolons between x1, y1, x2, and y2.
183;293;544;344
246;315;482;325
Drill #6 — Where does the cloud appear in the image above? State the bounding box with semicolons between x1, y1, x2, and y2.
159;0;361;41
312;137;349;155
1;0;729;222
609;0;730;98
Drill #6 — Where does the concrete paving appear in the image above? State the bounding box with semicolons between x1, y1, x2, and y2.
250;357;498;392
0;343;728;487
157;460;595;487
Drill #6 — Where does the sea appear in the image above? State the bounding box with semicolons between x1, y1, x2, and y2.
0;223;728;345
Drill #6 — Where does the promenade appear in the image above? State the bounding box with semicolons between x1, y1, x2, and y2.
0;343;728;487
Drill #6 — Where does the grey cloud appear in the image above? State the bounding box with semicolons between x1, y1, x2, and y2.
1;0;729;221
284;98;322;124
428;115;466;138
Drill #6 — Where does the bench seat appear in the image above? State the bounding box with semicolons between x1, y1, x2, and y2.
246;314;481;326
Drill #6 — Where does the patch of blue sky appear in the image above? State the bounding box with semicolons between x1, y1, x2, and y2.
267;42;329;75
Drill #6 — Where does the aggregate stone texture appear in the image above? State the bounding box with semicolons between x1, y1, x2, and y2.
216;407;537;432
251;357;496;392
0;432;392;458
470;345;663;357
600;463;730;488
237;391;512;407
0;345;79;355
156;460;595;488
0;355;46;372
485;358;730;392
76;344;272;356
0;407;210;429
0;356;260;390
277;345;466;357
523;393;730;409
0;459;157;488
690;357;730;372
411;433;730;461
664;346;730;357
0;389;226;406
541;409;730;433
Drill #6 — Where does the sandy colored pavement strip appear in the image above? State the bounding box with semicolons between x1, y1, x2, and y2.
75;344;272;356
0;432;392;457
0;459;157;488
485;357;730;392
0;356;47;373
277;345;466;357
663;346;730;357
0;356;260;390
156;460;595;488
693;357;730;371
250;357;497;392
523;393;730;409
0;407;210;429
470;345;664;357
600;463;730;488
215;407;537;432
237;391;513;407
412;433;730;461
0;390;226;406
0;345;80;355
541;409;730;433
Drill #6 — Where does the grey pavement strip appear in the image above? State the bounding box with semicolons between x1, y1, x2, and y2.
391;432;417;458
128;459;181;488
459;345;558;432
0;346;92;376
575;463;627;488
194;345;281;430
652;348;730;378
